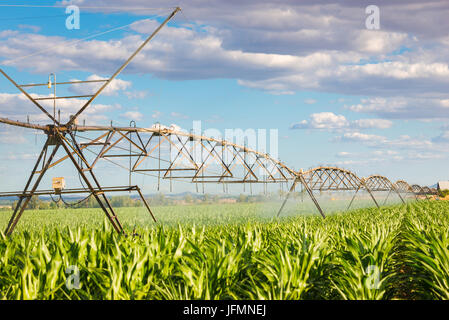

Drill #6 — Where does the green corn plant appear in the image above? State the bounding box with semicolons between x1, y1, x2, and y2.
0;201;448;300
399;203;449;299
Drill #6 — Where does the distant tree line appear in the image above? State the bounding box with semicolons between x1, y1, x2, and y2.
11;195;145;211
5;191;295;211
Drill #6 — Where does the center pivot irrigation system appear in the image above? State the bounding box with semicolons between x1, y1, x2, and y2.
0;8;438;236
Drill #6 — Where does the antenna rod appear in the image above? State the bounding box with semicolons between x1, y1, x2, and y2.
66;6;181;127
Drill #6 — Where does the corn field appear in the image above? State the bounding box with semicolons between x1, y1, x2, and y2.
1;201;449;300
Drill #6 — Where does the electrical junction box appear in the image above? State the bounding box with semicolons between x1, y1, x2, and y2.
52;177;66;193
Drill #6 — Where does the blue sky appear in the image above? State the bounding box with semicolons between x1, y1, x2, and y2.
1;0;449;194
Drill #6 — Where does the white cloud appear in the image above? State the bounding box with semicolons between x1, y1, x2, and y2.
0;6;446;106
290;112;348;130
0;92;120;125
347;97;449;120
385;135;433;150
340;132;386;143
169;124;182;131
121;111;143;121
69;74;131;96
334;132;442;156
408;152;445;160
345;62;449;80
333;148;444;168
0;16;430;98
0;30;18;38
290;112;392;131
353;119;393;129
0;1;449;127
354;30;408;54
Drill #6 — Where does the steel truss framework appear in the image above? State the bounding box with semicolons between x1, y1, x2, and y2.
395;180;414;193
73;126;297;185
0;116;438;234
0;7;438;235
0;7;181;236
409;184;438;197
363;175;405;205
277;167;372;218
276;168;437;218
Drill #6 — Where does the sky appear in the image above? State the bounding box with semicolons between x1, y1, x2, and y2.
0;0;449;194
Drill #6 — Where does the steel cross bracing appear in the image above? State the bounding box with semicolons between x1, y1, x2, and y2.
277;167;379;218
0;119;298;235
0;8;181;236
0;7;439;235
0;116;438;234
395;180;414;193
362;175;405;206
418;186;437;197
394;180;419;200
412;184;424;194
410;185;437;196
1;124;297;185
276;168;437;218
